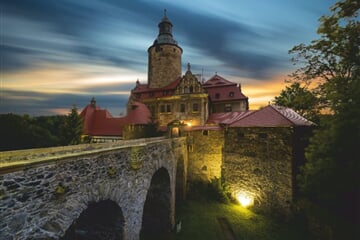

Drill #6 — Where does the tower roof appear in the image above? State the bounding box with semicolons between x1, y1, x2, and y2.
153;9;179;45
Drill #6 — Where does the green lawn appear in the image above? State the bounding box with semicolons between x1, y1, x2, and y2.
175;199;310;240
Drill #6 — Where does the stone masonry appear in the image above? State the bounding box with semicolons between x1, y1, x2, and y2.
0;137;187;240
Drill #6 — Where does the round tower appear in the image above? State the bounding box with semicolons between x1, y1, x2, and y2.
148;10;182;88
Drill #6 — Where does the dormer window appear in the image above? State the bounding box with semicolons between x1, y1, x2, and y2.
229;92;234;97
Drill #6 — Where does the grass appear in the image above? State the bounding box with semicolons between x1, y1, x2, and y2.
175;198;310;240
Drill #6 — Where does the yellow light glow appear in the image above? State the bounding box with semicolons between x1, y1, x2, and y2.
187;122;192;127
236;192;254;208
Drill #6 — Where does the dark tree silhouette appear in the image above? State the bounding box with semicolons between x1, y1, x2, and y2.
286;0;359;238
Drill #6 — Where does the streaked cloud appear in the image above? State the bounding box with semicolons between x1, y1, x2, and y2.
0;0;337;115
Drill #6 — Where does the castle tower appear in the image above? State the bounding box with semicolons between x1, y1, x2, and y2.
148;10;183;88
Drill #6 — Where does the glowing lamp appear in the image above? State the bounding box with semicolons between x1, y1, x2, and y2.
187;122;192;127
236;192;254;208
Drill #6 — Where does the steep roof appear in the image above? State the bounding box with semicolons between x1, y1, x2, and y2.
123;102;151;124
80;103;124;136
202;74;247;102
80;101;152;137
207;111;254;125
229;105;315;127
131;77;181;99
202;74;235;87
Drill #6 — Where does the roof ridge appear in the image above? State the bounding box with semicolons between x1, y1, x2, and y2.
269;105;298;125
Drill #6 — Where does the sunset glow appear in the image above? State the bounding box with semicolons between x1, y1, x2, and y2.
1;0;337;115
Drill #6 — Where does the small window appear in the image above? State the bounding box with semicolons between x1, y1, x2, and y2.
215;93;220;99
259;133;268;139
160;105;166;113
180;104;186;113
166;104;171;113
229;92;234;97
184;87;189;94
192;103;199;112
225;104;232;112
202;130;209;136
190;86;194;93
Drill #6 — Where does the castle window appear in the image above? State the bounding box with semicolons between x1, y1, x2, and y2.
166;104;171;112
259;133;268;139
215;93;220;99
180;104;186;113
184;87;189;94
160;104;171;113
160;105;166;113
225;104;232;112
202;130;208;136
192;103;199;112
190;86;194;93
229;92;234;97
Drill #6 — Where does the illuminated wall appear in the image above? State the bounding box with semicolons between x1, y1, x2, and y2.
222;127;296;215
186;129;224;182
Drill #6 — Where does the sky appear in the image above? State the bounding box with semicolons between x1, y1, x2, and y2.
1;0;338;116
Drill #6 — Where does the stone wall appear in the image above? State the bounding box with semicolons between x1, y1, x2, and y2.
222;127;294;215
186;130;224;182
148;45;182;88
0;138;187;240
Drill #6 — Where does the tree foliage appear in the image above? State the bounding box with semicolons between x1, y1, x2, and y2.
0;114;65;151
287;0;360;237
60;105;84;145
273;82;320;123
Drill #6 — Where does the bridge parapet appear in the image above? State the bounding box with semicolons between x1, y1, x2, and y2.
0;137;167;173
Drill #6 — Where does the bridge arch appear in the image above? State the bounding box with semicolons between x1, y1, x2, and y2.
61;199;125;239
0;137;187;240
140;167;172;239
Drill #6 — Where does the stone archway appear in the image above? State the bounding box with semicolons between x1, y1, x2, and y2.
61;200;125;240
140;167;172;239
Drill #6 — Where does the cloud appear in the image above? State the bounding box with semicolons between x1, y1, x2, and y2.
1;90;128;116
1;0;290;79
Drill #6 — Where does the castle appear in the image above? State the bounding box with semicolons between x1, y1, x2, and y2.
80;12;314;214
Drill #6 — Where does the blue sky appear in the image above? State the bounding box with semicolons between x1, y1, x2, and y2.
1;0;337;116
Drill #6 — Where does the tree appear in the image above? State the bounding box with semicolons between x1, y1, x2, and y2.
287;0;359;238
0;114;61;150
60;105;84;145
273;82;320;123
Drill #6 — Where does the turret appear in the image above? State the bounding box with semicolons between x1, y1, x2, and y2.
148;10;182;88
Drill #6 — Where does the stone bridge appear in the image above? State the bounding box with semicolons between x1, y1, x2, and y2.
0;137;188;240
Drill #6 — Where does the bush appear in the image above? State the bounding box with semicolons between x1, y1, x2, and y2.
187;177;232;203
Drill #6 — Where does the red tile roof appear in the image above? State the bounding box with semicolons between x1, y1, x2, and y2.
123;101;151;124
80;101;152;137
202;74;234;87
206;111;254;125
202;74;247;102
80;104;124;136
131;77;181;99
229;105;315;127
